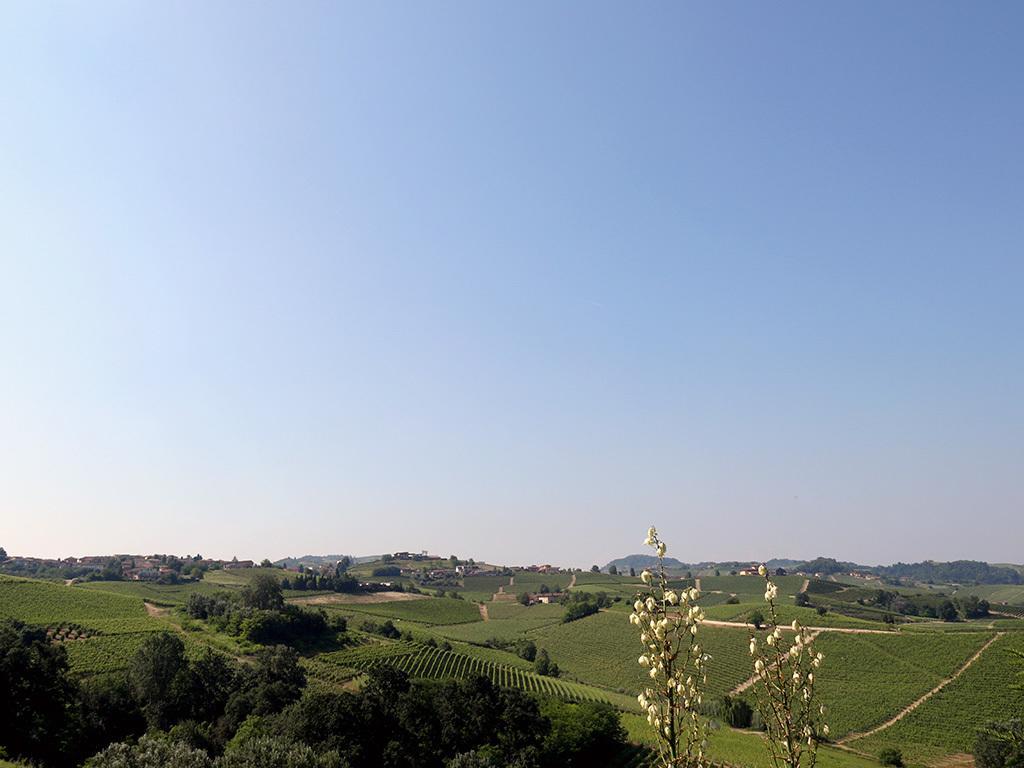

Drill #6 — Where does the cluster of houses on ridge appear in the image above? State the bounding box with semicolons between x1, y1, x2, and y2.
2;554;256;581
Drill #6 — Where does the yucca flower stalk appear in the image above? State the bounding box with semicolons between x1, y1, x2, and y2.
631;527;711;768
748;565;828;768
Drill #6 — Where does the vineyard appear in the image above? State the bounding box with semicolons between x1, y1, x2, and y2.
318;640;638;710
0;575;151;626
526;609;755;697
849;632;1024;763
76;579;226;606
811;630;994;737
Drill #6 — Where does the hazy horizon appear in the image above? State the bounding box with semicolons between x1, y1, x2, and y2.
2;4;1022;568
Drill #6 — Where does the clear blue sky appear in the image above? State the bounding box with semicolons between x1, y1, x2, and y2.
1;3;1021;567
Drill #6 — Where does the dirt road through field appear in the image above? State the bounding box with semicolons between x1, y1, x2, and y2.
731;630;822;694
701;619;895;635
479;603;489;621
840;632;1003;744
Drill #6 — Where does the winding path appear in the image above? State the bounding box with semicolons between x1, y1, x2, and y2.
839;632;1003;745
730;630;822;694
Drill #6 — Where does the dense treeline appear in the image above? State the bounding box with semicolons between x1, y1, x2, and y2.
879;561;1022;585
0;616;624;768
797;556;1022;585
561;591;613;623
862;589;990;621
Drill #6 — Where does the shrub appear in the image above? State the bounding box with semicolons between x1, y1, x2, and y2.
721;696;754;728
85;734;212;768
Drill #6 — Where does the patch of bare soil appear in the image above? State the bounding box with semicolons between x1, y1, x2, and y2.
930;754;974;768
289;591;428;606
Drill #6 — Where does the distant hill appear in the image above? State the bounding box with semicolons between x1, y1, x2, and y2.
604;556;805;575
604;554;689;573
273;554;380;568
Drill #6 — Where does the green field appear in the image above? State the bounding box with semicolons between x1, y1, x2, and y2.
951;583;1024;606
621;715;880;768
699;574;807;597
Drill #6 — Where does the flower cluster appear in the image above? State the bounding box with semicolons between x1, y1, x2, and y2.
749;565;829;768
631;527;711;768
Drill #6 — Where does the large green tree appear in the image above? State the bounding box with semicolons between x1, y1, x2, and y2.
129;632;192;729
0;619;78;764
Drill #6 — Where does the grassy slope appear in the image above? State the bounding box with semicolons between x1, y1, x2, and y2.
621;714;878;768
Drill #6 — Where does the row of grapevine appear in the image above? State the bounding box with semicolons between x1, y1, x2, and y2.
318;641;638;710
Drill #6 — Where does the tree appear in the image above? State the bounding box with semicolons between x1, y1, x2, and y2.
608;565;618;575
629;567;636;577
590;565;599;573
518;592;531;606
721;695;754;728
541;700;626;767
76;672;146;760
939;600;960;622
879;748;905;767
534;649;559;677
129;632;192;729
748;609;765;629
259;558;273;568
516;640;537;662
975;721;1024;768
0;619;78;764
0;546;7;560
959;595;991;620
242;574;284;611
794;592;810;607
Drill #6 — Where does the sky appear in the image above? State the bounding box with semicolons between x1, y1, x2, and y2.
1;3;1022;568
